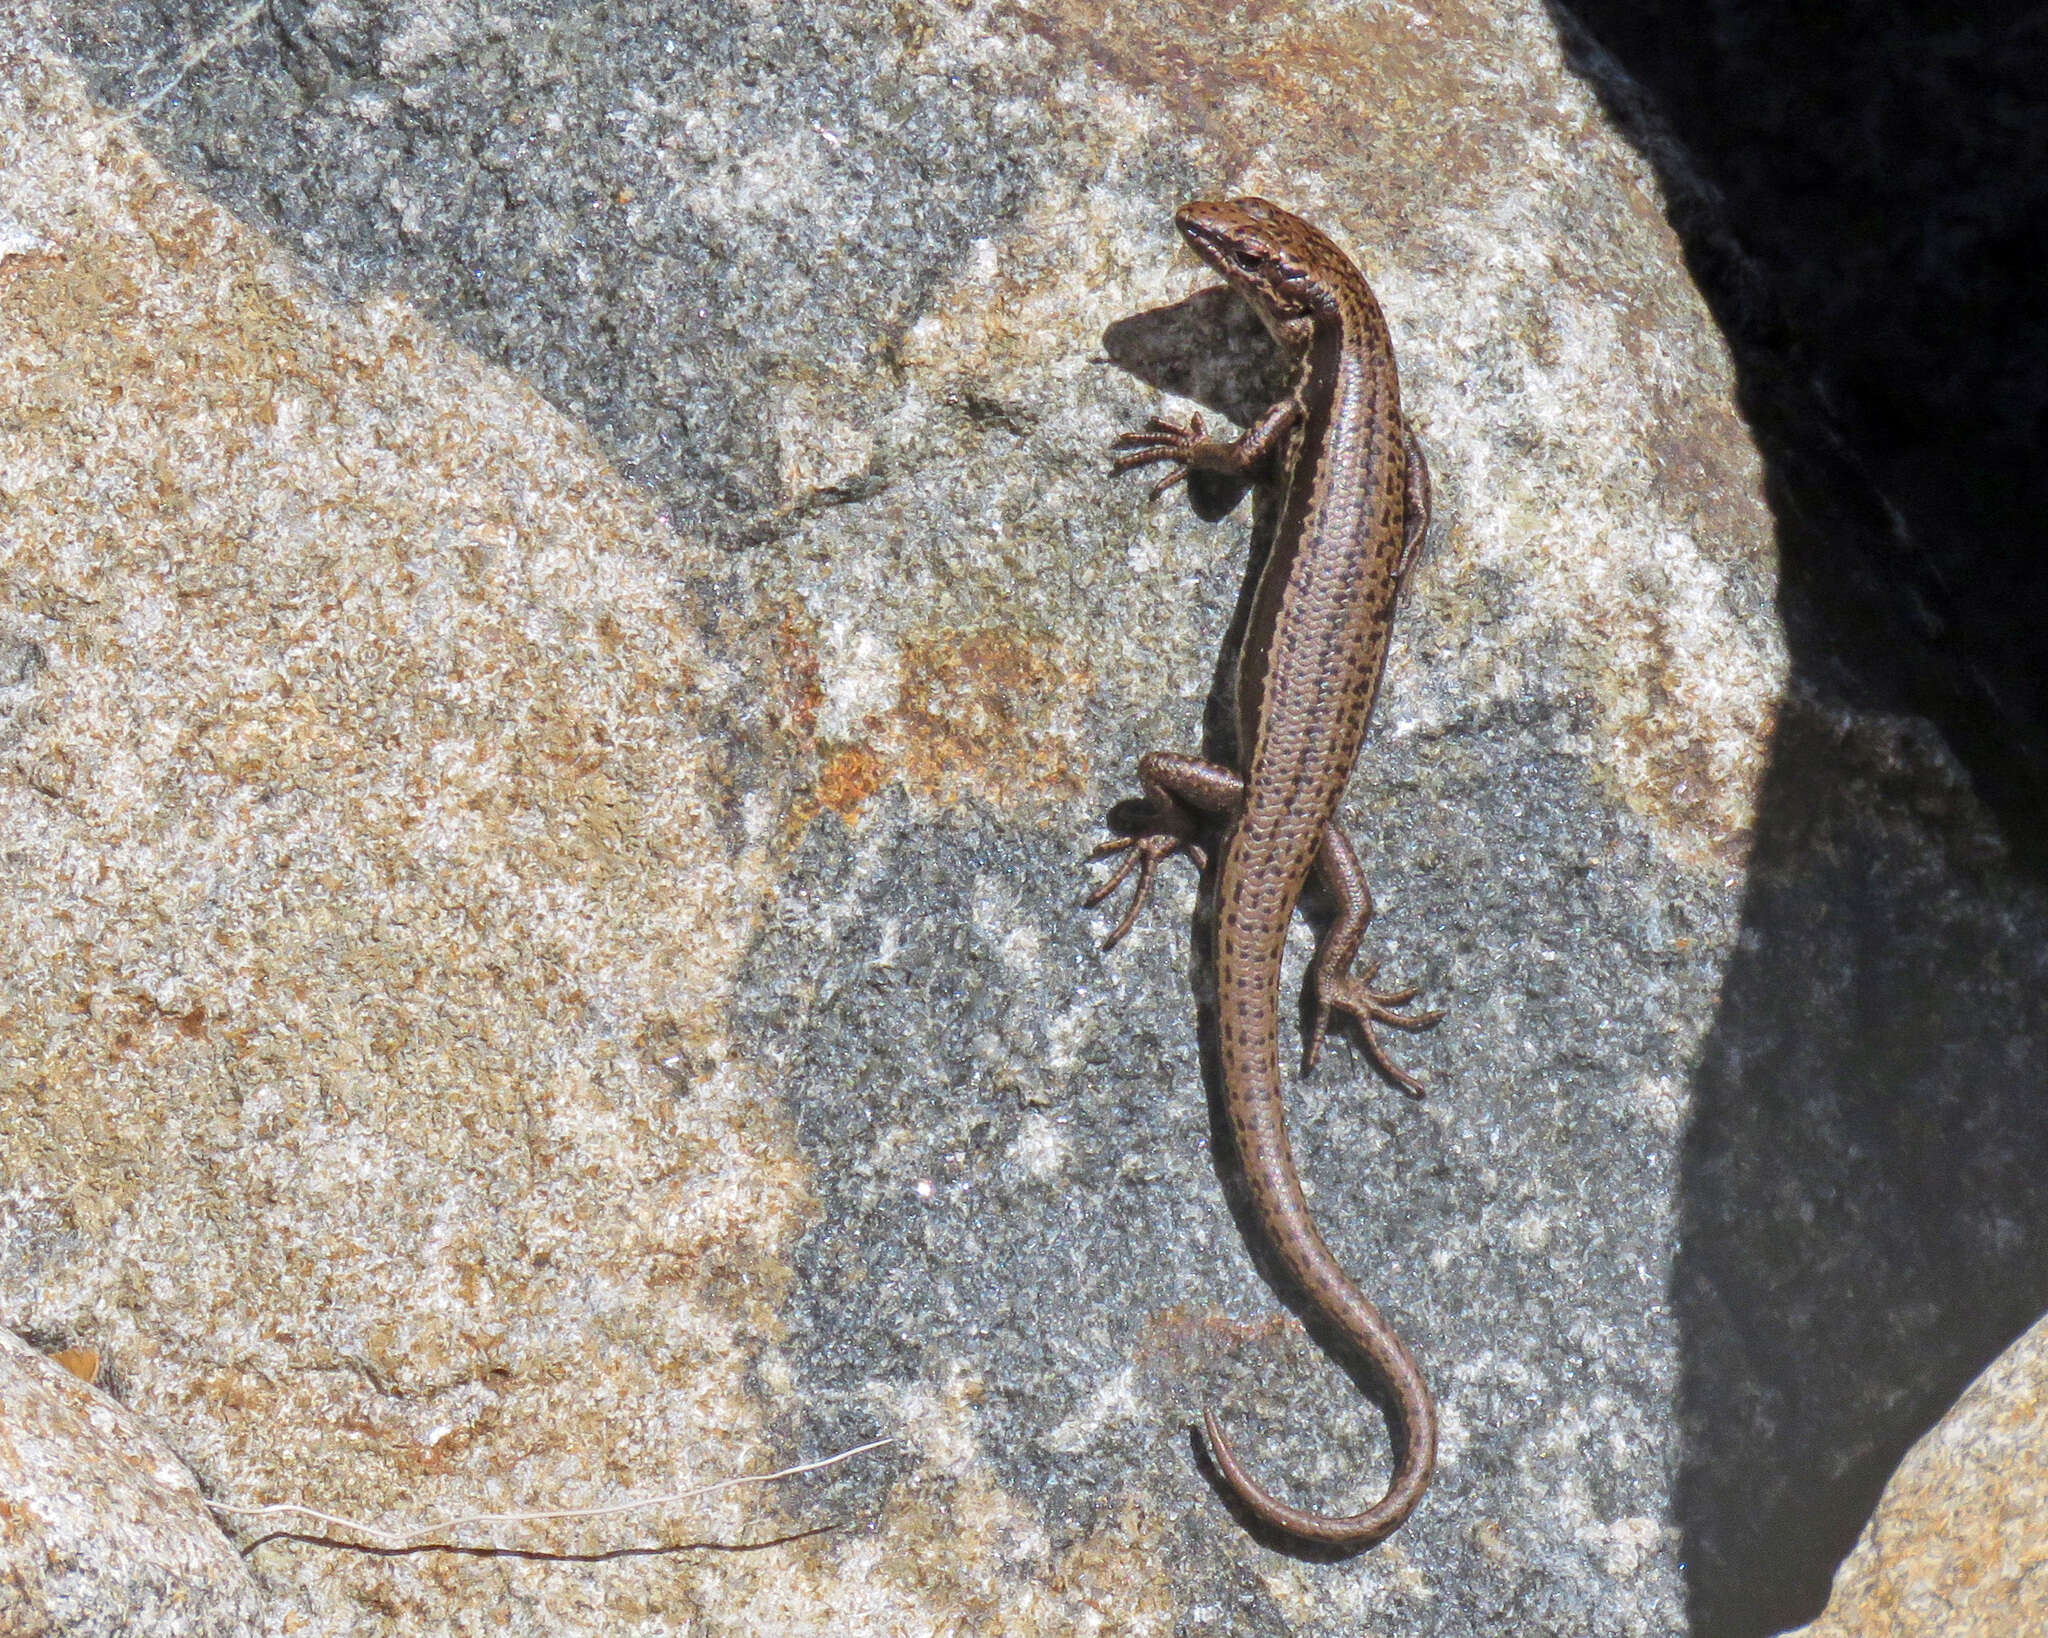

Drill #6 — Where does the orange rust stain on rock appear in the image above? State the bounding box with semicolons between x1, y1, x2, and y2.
0;248;66;286
818;746;886;817
1618;713;1757;864
774;605;827;739
1015;0;1470;192
1600;602;1774;870
130;179;225;270
1139;1303;1298;1366
891;627;1087;804
51;1347;100;1384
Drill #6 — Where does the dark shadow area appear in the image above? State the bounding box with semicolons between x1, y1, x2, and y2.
1549;6;2048;1633
1549;2;2048;840
1101;287;1290;526
1099;287;1288;762
1101;288;1294;434
1670;702;2048;1636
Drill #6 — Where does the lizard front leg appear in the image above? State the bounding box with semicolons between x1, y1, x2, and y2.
1109;395;1300;498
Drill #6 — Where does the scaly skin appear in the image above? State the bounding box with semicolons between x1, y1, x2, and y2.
1088;197;1441;1552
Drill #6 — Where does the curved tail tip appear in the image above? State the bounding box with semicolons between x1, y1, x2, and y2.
1198;1402;1426;1555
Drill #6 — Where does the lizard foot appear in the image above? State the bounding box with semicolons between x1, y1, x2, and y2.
1110;414;1212;499
1308;961;1444;1097
1083;830;1207;949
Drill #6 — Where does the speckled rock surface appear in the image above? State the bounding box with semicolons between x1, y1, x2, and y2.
1545;10;2048;1634
1784;1312;2048;1638
0;1327;259;1636
0;35;836;1634
8;0;2033;1634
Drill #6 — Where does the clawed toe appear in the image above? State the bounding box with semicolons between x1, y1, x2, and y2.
1382;1004;1446;1032
1108;413;1207;490
1092;841;1161;949
1083;829;1204;949
1081;839;1143;914
1110;413;1205;448
1110;419;1192;452
1307;963;1444;1097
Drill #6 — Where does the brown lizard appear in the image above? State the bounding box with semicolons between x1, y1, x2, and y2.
1088;196;1440;1552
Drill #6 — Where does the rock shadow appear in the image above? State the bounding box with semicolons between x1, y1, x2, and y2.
1550;5;2048;1633
1672;700;2048;1636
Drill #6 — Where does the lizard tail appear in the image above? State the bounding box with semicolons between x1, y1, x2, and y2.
1207;989;1438;1551
1200;1261;1437;1552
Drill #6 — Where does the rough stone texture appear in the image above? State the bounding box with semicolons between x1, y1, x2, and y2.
0;36;845;1634
4;0;2037;1635
1785;1312;2048;1638
1551;2;2048;849
1548;10;2048;1635
0;1326;259;1637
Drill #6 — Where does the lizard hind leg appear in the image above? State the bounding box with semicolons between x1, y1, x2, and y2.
1305;823;1444;1095
1083;752;1243;949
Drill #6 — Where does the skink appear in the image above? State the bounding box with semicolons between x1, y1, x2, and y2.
1089;196;1440;1552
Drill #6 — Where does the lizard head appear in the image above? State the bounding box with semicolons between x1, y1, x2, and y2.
1174;197;1347;342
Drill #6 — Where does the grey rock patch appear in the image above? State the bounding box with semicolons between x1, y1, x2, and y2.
742;738;1722;1632
60;0;1069;542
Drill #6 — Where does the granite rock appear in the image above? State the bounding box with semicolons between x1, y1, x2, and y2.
0;34;830;1634
1552;1;2048;845
1548;9;2048;1632
0;1327;259;1637
5;0;2039;1634
1784;1311;2048;1638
